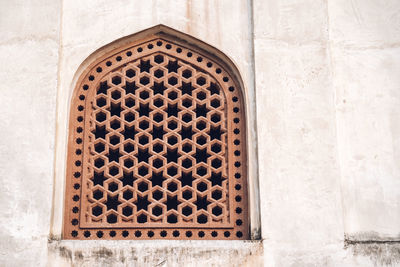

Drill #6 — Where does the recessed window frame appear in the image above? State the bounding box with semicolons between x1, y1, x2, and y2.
50;25;261;241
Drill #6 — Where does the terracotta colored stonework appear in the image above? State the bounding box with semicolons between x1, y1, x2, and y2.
63;33;248;239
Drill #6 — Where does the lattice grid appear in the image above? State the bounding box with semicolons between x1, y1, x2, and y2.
64;36;248;240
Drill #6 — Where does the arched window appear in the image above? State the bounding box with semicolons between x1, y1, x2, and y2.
63;27;248;239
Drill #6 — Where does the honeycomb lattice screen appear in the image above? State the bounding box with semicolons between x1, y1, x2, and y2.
64;31;248;240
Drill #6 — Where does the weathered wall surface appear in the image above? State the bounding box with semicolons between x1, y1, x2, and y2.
329;0;400;240
47;240;263;267
0;0;399;266
0;0;61;266
254;0;400;265
254;0;346;265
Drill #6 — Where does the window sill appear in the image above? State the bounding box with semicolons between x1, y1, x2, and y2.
48;239;263;266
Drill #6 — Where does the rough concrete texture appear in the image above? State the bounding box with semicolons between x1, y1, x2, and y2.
0;0;60;266
0;0;399;266
329;0;400;238
47;240;263;267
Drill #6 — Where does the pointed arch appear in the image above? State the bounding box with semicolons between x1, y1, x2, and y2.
63;25;250;239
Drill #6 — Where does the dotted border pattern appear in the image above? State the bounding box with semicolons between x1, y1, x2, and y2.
63;36;248;240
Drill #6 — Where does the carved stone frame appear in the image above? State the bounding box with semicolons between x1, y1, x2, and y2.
50;25;261;240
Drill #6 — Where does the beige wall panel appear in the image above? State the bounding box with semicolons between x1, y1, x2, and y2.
329;0;400;239
0;0;61;266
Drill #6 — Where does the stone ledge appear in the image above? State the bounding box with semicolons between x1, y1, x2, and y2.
48;239;263;266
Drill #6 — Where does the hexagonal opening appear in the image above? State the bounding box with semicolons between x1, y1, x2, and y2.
182;143;192;153
111;90;121;100
212;158;222;169
152;112;164;123
126;69;135;78
168;77;178;86
182;158;192;169
124;112;135;122
212;190;222;200
182;69;192;79
92;205;103;216
167;135;178;145
137;181;148;192
197;181;208;192
124;142;134;153
112;76;122;85
94;158;105;168
211;113;221;123
154;55;164;64
124;158;134;168
110;119;120;130
140;90;149;100
140;76;150;85
167;166;177;177
125;97;135;107
107;213;117;223
109;166;119;176
210;99;220;108
139;120;149;130
152;206;163;216
93;190;103;200
197;166;207;176
123;206;133;216
94;143;105;153
196;120;207;131
196;91;206;100
196;77;206;86
108;182;119;192
109;135;120;145
152;158;163;169
138;135;149;145
123;190;133;200
154;69;164;78
152;190;163;201
212;206;222;216
182;190;192;200
168;121;177;130
96;111;107;122
96;97;106;107
153;98;164;108
168;90;178;100
167;182;177;192
197;214;208;224
152;142;164;153
182;206;192;216
211;143;221;153
196;135;207;146
166;213;176;224
182;98;192;108
137;214;147;223
138;166;148;177
182;113;192;123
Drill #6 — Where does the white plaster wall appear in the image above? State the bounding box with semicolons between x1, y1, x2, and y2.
254;0;400;265
0;0;61;266
253;0;347;264
329;0;400;239
0;0;400;266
